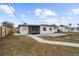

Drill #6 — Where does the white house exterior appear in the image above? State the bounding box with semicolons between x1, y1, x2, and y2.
18;24;79;34
57;25;69;32
70;27;79;32
19;26;29;34
40;25;55;34
19;24;56;34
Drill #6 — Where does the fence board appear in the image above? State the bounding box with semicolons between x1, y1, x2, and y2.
0;26;18;38
0;27;1;38
0;27;10;38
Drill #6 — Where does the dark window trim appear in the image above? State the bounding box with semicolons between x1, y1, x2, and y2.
43;27;46;31
49;27;52;31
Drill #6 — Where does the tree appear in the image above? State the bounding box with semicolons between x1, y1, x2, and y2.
2;21;14;28
68;23;72;32
69;23;72;27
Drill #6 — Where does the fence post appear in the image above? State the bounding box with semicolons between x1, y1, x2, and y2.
5;27;6;36
1;26;2;38
0;27;1;38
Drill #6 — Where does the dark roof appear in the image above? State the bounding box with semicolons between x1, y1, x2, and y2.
18;24;57;28
59;25;69;28
41;24;58;27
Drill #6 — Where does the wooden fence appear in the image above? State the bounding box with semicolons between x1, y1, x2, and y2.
10;28;19;33
0;26;18;38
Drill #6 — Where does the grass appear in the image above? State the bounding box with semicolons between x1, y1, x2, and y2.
62;32;79;35
40;35;79;43
0;34;79;55
40;32;79;43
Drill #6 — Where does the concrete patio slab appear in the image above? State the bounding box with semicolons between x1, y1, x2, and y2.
34;33;67;37
29;35;79;47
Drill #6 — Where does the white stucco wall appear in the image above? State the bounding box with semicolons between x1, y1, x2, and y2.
40;26;55;34
19;26;28;34
71;28;79;32
58;27;69;32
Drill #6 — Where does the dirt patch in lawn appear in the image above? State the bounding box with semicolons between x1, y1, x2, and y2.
40;34;79;43
0;34;79;56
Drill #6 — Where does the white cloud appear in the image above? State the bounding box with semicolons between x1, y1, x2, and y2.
59;16;69;25
68;12;72;16
10;14;15;17
45;19;57;24
69;8;79;15
21;14;25;18
23;19;28;23
72;8;79;15
37;18;59;25
35;9;57;18
61;17;66;20
35;9;42;16
43;9;57;16
61;16;72;20
20;14;28;23
67;16;72;19
0;5;15;17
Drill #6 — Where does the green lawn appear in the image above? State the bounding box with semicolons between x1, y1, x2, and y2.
0;34;79;56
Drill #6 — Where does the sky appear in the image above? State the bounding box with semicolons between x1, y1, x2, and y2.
0;3;79;27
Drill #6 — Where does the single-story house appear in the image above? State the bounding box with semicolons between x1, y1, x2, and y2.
18;24;57;34
18;24;79;34
57;25;69;32
69;27;79;32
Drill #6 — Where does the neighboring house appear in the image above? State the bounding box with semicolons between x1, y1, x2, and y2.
70;27;79;32
57;25;69;32
18;24;79;34
76;27;79;32
18;24;56;34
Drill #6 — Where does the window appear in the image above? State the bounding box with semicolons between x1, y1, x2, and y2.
71;28;74;31
76;27;79;31
43;27;46;31
23;27;27;30
49;27;52;31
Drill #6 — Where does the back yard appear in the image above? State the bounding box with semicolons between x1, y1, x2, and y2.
0;34;79;56
40;32;79;43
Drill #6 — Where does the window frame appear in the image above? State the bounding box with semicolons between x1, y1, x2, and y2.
43;27;46;31
22;27;27;31
49;27;52;31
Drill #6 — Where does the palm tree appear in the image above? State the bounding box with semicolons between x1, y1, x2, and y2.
68;23;72;32
69;23;72;27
